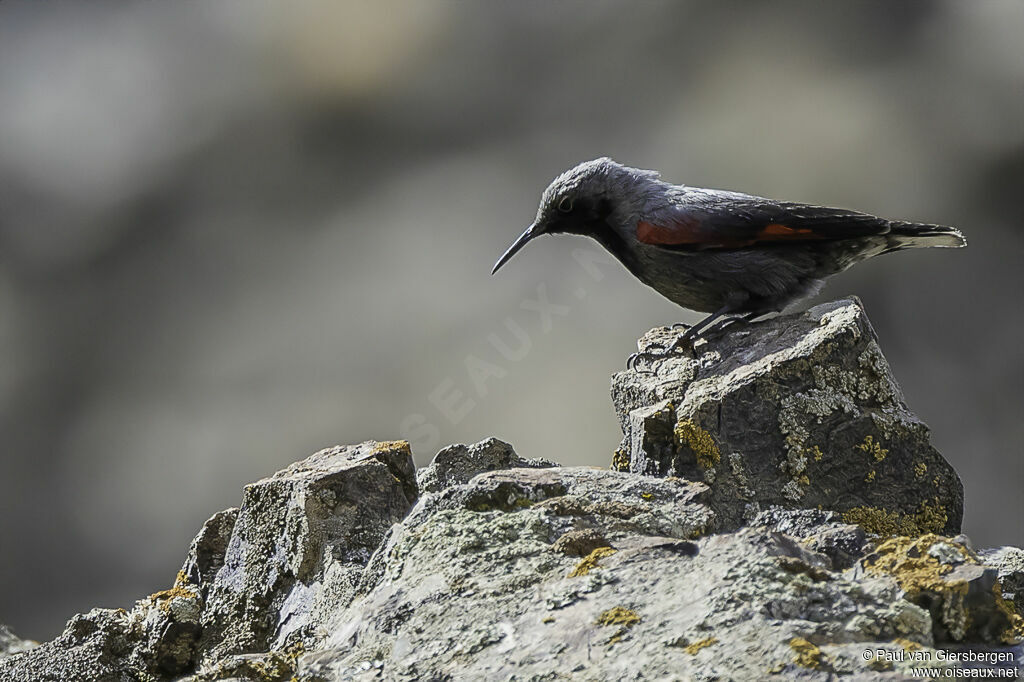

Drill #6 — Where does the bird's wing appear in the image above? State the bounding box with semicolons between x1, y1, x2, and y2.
636;192;892;250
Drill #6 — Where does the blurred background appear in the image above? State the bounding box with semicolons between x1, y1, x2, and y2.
1;0;1022;640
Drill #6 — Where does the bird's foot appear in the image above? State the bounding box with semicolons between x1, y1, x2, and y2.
669;322;693;331
626;336;697;373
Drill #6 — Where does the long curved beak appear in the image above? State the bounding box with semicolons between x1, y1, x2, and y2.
491;223;539;275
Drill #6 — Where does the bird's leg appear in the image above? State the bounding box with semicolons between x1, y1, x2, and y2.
702;311;760;337
627;305;738;371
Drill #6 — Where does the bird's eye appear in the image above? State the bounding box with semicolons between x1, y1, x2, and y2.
557;197;574;213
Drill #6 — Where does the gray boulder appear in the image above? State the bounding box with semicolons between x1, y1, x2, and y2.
195;440;418;666
416;436;558;494
612;298;964;536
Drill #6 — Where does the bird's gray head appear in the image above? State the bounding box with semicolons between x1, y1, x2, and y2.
491;157;657;274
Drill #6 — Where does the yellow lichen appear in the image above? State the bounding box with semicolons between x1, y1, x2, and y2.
568;546;617;578
674;419;720;468
865;470;876;483
811;446;824;462
148;571;198;612
914;462;927;478
640;492;654;500
868;536;1024;643
611;447;630;472
842;499;947;536
541;616;555;624
855;435;888;461
789;637;823;669
371;440;411;455
683;637;718;655
863;534;970;594
596;606;640;627
893;637;923;651
993;583;1024;644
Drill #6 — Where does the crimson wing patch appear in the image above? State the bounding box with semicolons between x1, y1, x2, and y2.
636;201;891;250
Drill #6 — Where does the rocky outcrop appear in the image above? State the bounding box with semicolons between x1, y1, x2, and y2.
612;298;963;535
1;300;1020;680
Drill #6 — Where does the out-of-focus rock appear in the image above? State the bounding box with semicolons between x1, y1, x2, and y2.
0;625;35;658
416;436;558;494
612;298;964;536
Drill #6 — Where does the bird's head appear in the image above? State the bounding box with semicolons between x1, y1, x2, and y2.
492;157;650;274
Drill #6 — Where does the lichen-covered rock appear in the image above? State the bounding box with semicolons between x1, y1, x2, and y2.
612;298;964;535
0;625;35;658
4;300;1020;680
296;479;1020;681
416;436;558;494
861;535;1024;645
3;439;1021;681
195;440;418;666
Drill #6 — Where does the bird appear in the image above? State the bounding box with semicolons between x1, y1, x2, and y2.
490;158;966;367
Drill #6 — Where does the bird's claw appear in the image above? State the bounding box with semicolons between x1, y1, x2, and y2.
626;339;694;372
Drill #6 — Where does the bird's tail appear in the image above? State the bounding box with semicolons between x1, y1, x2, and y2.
884;221;966;252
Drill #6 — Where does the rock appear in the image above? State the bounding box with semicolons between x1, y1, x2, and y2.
753;507;869;570
0;625;35;658
296;482;1013;681
4;441;1021;681
195;440;418;666
180;507;238;601
4;300;1021;680
862;535;1024;644
0;580;203;682
612;298;964;536
416;436;558;494
981;546;1024;613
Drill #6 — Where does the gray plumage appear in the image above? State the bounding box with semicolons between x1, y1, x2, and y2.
493;158;965;332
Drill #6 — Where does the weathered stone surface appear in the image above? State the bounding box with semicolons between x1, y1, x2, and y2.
753;507;868;570
416;436;558;494
195;440;418;666
612;298;964;536
4;301;1021;680
0;579;203;682
861;535;1024;645
180;507;238;602
298;479;1020;681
